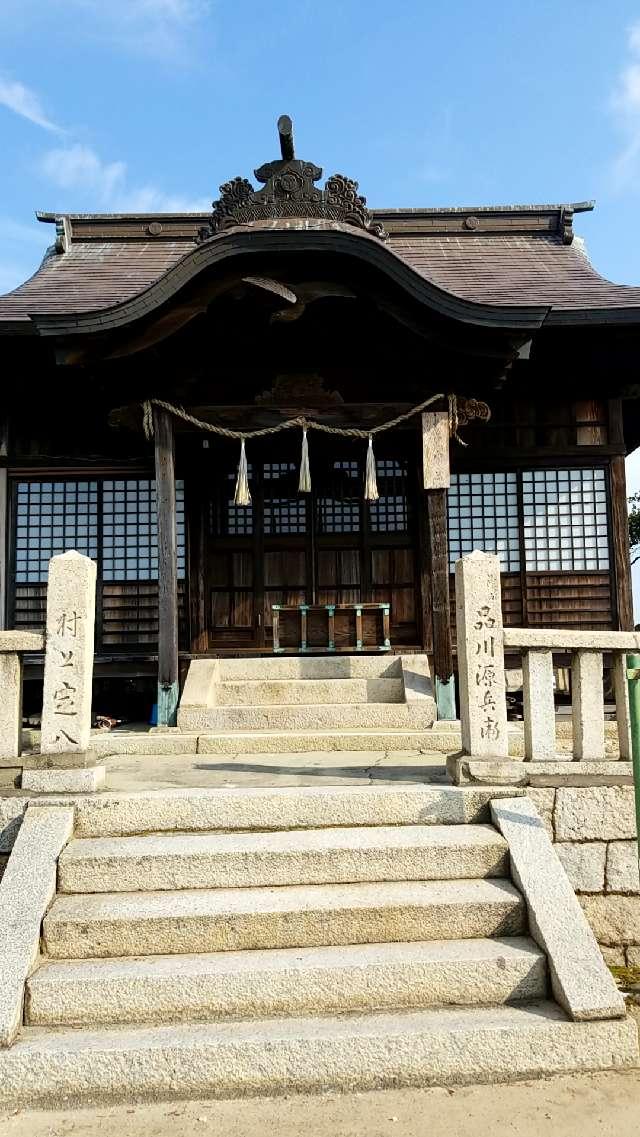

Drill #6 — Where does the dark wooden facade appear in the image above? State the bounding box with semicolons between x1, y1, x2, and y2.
2;123;640;721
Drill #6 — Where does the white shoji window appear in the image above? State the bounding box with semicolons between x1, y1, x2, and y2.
447;472;520;572
522;468;609;571
102;479;185;581
14;481;99;583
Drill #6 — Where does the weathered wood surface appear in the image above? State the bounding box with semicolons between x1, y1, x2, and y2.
610;454;633;631
153;408;179;725
427;489;453;684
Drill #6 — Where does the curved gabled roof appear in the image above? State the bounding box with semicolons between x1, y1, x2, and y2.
1;202;640;333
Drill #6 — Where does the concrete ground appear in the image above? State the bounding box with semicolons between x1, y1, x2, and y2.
102;749;450;791
3;1069;640;1137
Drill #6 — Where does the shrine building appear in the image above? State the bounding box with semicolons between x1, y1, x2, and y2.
1;115;639;727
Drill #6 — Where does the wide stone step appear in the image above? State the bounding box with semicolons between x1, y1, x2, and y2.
71;785;523;839
2;1004;636;1107
26;937;547;1027
218;656;403;681
179;703;435;732
215;677;404;705
57;824;509;893
194;728;440;754
43;878;525;959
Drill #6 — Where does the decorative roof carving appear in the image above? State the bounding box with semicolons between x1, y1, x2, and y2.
197;115;386;243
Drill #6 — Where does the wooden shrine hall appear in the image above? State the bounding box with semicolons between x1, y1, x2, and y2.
1;115;640;725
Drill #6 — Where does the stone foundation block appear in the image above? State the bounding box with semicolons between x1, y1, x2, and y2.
446;756;527;787
525;788;555;839
606;842;640;894
554;787;637;841
556;842;606;892
21;766;105;793
22;750;99;771
599;945;626;967
580;894;640;946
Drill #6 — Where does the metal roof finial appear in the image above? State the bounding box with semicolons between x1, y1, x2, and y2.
277;115;294;160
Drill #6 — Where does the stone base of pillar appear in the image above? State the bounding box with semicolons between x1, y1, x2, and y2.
23;750;99;770
21;765;105;793
447;754;527;787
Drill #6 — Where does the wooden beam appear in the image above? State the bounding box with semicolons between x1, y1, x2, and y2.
153;407;179;725
426;488;456;718
610;454;634;631
0;417;8;630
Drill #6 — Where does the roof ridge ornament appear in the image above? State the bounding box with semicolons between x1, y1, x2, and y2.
197;115;387;243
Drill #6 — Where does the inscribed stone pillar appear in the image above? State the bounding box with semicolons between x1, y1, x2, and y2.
40;551;96;755
455;551;508;758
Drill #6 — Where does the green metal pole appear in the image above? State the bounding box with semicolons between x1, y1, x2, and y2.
626;653;640;876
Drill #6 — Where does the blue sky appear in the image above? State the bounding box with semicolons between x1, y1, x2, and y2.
2;0;640;601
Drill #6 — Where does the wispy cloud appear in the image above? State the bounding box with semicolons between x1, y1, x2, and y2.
64;0;211;62
610;21;640;187
0;75;61;132
40;143;208;212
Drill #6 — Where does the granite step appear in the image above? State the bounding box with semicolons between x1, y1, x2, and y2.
70;785;522;839
2;1004;637;1107
217;656;403;681
26;937;547;1027
43;877;526;959
214;677;404;705
178;702;436;732
57;824;509;893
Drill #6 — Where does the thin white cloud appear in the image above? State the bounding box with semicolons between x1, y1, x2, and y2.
64;0;211;61
40;145;126;202
0;75;61;132
610;21;640;187
39;143;208;213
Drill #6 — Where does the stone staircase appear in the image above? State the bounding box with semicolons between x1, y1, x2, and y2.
0;785;635;1106
176;654;438;751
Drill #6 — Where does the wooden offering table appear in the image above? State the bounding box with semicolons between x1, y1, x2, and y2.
272;603;391;654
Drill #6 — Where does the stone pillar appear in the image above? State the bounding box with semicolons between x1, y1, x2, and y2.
0;654;21;760
612;651;631;761
572;649;605;761
455;551;508;757
23;551;104;792
522;649;557;760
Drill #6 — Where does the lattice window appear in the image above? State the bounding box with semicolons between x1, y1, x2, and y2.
102;479;185;582
316;460;361;534
369;458;409;533
448;472;520;571
523;468;609;571
15;481;99;584
212;468;254;536
263;462;307;535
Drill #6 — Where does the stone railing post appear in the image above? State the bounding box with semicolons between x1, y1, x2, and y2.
22;551;105;793
0;633;44;763
522;648;556;760
571;649;605;761
448;551;510;785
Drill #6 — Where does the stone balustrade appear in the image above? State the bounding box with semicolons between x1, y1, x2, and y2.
503;629;636;763
0;633;44;762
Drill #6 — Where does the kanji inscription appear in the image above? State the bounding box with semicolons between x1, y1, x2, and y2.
41;551;96;754
455;551;508;758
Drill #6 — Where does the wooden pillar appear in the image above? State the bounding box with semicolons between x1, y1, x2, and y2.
610;454;633;631
421;411;455;719
427;489;456;718
153;408;179;726
0;417;7;630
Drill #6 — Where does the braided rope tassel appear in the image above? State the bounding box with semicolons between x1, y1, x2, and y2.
233;438;252;506
298;426;311;493
364;435;379;502
448;393;468;447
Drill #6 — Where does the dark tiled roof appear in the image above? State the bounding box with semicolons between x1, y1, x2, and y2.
1;205;640;324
